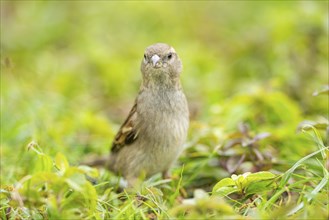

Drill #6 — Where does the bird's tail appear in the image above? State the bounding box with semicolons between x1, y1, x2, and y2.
81;155;108;167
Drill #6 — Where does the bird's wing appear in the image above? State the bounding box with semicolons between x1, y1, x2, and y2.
111;100;139;153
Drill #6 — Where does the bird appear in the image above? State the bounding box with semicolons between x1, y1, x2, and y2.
107;43;189;185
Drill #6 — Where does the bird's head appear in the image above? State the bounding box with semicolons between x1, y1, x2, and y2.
141;43;183;89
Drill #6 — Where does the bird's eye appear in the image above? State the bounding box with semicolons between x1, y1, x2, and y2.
167;53;173;59
143;54;147;59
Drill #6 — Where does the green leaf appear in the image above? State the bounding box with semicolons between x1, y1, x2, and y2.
245;179;276;196
212;172;276;197
243;172;276;195
64;168;87;192
35;154;53;173
213;186;239;197
212;178;235;194
78;165;99;179
246;171;276;182
55;152;70;172
232;172;252;191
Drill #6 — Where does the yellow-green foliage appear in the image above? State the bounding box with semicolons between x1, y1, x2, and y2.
1;1;328;219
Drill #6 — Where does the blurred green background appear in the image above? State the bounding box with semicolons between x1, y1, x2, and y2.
1;1;328;183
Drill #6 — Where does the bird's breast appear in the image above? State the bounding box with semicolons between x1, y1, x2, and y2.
136;89;189;149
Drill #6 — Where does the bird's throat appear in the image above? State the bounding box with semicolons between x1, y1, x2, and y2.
143;73;181;91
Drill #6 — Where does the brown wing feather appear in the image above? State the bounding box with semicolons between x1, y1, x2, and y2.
111;100;138;153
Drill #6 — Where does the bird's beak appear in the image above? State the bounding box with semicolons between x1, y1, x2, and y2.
151;54;161;67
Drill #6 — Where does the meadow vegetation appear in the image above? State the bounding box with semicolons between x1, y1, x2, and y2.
1;1;328;219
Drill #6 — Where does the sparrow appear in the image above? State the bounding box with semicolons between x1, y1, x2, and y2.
107;43;189;184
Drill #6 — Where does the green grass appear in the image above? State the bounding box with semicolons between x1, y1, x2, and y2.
1;1;328;219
